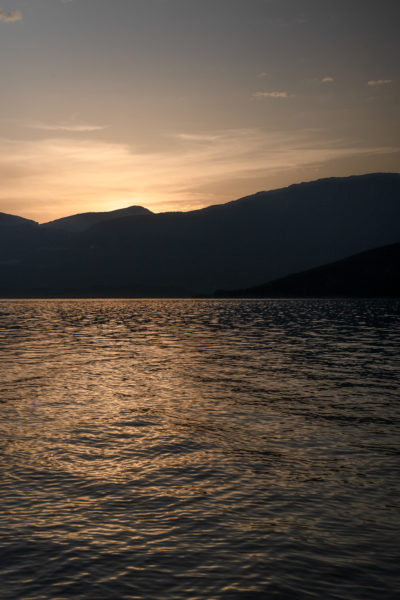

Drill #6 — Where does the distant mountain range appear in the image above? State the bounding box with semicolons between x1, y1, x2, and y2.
0;173;399;297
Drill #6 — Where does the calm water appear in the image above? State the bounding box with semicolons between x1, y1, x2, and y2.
0;299;399;600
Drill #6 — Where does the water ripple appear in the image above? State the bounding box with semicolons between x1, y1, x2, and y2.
0;299;399;599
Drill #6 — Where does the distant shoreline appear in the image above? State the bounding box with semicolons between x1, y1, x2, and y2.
1;294;399;300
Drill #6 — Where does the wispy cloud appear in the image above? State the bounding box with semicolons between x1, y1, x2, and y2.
176;133;221;143
368;79;393;86
322;77;334;83
257;72;268;78
29;122;108;132
0;8;21;22
253;91;288;98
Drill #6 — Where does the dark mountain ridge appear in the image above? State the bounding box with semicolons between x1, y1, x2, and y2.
0;173;399;296
41;205;152;233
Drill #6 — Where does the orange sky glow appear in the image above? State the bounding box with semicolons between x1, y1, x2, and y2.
0;0;398;222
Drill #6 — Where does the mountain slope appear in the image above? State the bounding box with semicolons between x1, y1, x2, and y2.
0;212;40;262
215;243;400;297
0;212;38;228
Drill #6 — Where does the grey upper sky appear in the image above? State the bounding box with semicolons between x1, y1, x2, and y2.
0;0;399;221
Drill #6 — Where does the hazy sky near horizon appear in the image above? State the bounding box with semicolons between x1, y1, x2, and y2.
0;0;399;221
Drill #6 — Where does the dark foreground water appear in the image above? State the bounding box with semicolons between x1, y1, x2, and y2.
0;299;399;600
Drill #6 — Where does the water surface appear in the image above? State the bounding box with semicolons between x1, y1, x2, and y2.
0;299;399;599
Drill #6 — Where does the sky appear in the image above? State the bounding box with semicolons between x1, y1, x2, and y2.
0;0;399;222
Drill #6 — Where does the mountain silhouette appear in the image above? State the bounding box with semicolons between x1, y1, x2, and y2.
0;173;399;297
0;213;37;228
41;205;152;233
215;243;400;297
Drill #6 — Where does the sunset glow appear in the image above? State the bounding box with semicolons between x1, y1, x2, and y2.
0;0;398;221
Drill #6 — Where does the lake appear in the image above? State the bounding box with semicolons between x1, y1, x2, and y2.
0;299;399;600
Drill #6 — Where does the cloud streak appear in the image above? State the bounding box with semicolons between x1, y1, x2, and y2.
368;79;393;86
0;8;21;22
29;122;108;133
253;91;288;98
